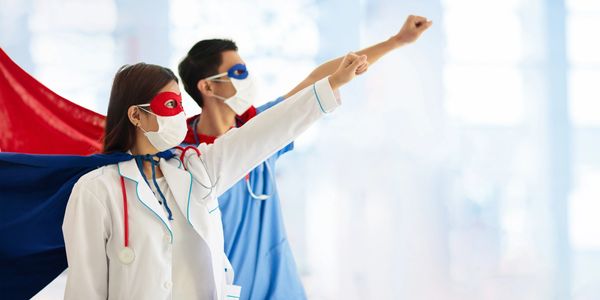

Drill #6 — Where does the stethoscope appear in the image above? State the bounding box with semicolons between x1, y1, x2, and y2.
244;163;274;200
119;175;135;264
117;151;217;265
191;117;273;200
117;155;170;265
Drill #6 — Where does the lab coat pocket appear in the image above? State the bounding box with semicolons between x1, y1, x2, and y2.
225;284;242;299
222;255;240;299
224;257;234;283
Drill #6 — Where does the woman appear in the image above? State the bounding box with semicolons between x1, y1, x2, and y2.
62;53;368;299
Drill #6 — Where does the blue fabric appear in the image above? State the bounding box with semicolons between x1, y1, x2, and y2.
227;64;249;80
186;96;305;300
0;152;133;300
224;97;302;300
220;156;303;300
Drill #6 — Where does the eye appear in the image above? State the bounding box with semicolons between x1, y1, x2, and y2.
164;99;178;109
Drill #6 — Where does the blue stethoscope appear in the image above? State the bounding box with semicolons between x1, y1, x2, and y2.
191;117;273;200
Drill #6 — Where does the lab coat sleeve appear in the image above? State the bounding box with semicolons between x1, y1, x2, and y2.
184;77;340;197
62;182;110;300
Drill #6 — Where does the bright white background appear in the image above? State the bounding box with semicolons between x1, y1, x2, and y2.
1;0;600;299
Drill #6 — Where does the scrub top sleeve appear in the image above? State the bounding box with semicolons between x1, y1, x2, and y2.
256;96;286;114
62;183;110;300
276;141;294;158
184;77;340;197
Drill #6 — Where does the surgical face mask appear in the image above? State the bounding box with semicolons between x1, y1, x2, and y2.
137;92;187;152
204;64;257;115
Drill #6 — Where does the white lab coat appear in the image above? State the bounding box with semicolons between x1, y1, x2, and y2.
62;77;339;300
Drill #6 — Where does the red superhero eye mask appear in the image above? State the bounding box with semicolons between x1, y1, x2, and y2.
145;92;184;117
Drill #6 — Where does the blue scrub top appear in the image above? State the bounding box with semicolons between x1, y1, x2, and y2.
184;97;306;300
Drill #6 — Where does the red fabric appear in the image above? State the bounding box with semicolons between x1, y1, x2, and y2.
148;92;183;116
0;48;105;155
196;132;218;145
183;116;201;144
120;176;129;247
0;48;258;154
237;106;257;126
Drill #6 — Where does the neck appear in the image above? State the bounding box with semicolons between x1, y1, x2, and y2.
196;101;236;137
131;137;163;179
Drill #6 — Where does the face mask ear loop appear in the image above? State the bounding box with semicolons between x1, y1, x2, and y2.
210;79;230;83
212;94;229;101
137;123;149;134
135;106;153;134
138;105;154;115
207;79;235;102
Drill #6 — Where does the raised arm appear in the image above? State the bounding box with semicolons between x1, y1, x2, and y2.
284;15;432;99
183;54;368;196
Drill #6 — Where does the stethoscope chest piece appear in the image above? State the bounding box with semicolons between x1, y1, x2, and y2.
119;247;135;264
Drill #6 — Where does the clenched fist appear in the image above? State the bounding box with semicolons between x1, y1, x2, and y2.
328;52;369;90
390;15;433;47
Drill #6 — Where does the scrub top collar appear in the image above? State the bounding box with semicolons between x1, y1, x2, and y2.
183;106;258;145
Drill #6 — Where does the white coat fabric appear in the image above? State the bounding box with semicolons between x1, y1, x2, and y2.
62;77;339;300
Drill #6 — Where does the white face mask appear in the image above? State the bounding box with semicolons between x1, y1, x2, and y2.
213;74;257;115
204;64;257;115
138;108;187;152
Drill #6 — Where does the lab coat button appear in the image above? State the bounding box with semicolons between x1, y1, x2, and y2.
164;281;172;289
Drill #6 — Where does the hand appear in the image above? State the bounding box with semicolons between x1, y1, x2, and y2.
328;52;368;90
390;15;433;47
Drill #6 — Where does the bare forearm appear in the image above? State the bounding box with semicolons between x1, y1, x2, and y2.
285;38;400;98
314;39;399;78
283;15;432;99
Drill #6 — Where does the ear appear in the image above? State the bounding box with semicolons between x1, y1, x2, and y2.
197;79;214;97
127;106;142;127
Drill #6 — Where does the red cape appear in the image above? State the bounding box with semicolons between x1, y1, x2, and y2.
0;48;105;155
0;48;253;155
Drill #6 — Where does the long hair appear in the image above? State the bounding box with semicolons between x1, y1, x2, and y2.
103;63;178;153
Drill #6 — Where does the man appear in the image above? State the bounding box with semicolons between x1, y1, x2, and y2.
177;15;432;299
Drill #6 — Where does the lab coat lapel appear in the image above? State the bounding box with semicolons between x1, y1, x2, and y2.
160;159;194;223
117;159;173;234
160;159;215;243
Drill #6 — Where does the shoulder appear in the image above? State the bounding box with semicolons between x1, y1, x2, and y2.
256;96;286;114
72;164;121;198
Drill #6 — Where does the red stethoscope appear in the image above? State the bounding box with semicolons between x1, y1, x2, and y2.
117;147;203;265
118;176;135;264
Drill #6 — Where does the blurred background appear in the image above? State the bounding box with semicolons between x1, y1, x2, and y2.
1;0;600;299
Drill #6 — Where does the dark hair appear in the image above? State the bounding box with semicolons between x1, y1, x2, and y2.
178;39;238;107
103;63;178;153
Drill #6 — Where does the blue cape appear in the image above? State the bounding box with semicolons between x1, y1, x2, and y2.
0;152;132;300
